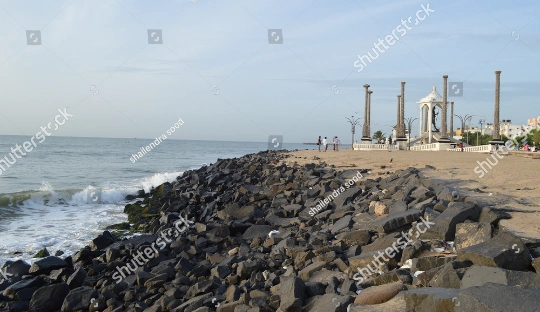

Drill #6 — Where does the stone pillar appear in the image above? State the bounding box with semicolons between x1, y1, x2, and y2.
450;102;454;137
439;75;451;143
428;103;433;144
362;84;371;143
424;105;428;134
367;90;373;137
490;71;504;145
398;82;406;140
397;95;401;136
442;75;448;136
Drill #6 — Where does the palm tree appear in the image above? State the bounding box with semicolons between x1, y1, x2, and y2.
373;130;385;144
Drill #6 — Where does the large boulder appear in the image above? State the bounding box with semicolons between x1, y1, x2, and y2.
60;286;98;312
461;265;540;289
89;231;116;251
354;282;407;305
278;276;306;312
30;283;70;312
3;277;44;297
303;294;355;311
1;260;30;277
369;210;424;233
403;288;459;312
455;222;492;250
29;257;69;275
420;202;480;241
456;283;540;312
457;231;531;271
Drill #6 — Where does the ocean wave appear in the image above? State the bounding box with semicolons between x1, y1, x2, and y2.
0;171;184;208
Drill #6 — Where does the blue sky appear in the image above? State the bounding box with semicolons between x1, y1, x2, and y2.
0;0;539;144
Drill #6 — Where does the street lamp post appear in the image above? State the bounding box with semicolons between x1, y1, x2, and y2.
454;114;475;145
404;117;418;150
346;116;362;150
479;119;486;145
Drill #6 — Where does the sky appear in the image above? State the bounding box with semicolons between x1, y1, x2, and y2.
0;0;539;144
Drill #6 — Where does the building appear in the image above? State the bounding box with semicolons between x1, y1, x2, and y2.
528;117;540;129
455;127;481;136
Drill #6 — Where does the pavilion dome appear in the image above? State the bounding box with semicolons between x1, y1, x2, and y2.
418;85;443;103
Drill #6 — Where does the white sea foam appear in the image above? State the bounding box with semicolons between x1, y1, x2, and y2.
0;171;184;266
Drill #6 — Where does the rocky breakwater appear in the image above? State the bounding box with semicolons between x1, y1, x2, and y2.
1;150;540;312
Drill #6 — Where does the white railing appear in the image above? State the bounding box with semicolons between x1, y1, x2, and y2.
447;145;496;153
410;143;438;151
353;144;401;151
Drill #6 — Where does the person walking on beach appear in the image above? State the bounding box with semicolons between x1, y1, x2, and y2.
332;136;337;151
322;137;328;152
317;136;322;152
335;136;341;151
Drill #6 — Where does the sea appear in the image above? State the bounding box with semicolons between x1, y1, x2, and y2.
0;136;309;266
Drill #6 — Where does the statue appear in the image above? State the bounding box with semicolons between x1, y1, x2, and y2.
432;106;440;132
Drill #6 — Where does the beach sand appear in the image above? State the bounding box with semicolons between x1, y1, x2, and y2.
285;148;540;242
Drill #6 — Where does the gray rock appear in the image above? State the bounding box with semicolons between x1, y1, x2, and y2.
428;261;472;289
278;276;306;312
171;293;213;312
456;283;540;312
354;282;407;304
330;215;352;234
409;255;456;272
299;262;327;281
66;268;87;289
457;231;531;271
89;231;116;251
420;202;481;241
3;277;44;296
403;287;459;312
242;225;275;240
455;222;492;250
30;283;70;312
369;209;424;233
60;286;98;312
461;265;540;289
1;260;30;278
302;294;354;312
29;256;69;275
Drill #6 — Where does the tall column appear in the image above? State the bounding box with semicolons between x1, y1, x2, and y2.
398;82;406;139
428;103;433;143
367;90;373;137
490;71;503;144
424;106;428;134
397;95;401;134
450;102;454;137
362;84;371;143
441;75;448;136
419;104;423;137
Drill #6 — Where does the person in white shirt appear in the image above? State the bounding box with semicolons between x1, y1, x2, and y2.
322;137;328;152
335;136;341;151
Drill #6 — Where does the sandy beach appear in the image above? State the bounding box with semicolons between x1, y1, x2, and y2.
286;148;540;242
